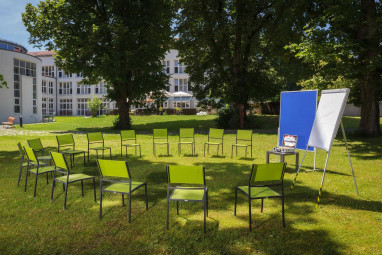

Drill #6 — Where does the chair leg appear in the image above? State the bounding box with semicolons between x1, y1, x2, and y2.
176;201;179;215
139;146;141;158
145;184;148;210
51;179;55;202
204;198;207;234
88;148;90;162
33;173;38;197
167;144;169;156
282;195;285;228
204;144;206;157
166;197;170;230
99;191;103;219
231;145;233;159
122;194;125;206
109;148;112;159
206;189;208;217
245;147;247;159
46;172;49;184
121;144;122;157
64;183;68;209
18;161;23;186
128;193;131;223
234;188;237;216
24;168;29;192
93;178;97;202
249;197;252;231
217;145;219;156
178;143;180;156
81;180;84;197
261;198;264;213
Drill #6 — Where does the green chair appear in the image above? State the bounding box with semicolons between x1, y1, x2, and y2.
231;130;253;159
120;130;141;157
204;128;224;156
97;159;148;222
166;165;208;233
24;146;56;197
87;132;111;162
178;128;195;156
27;138;52;162
50;152;96;209
234;163;286;231
153;129;169;156
56;134;85;168
17;142;31;186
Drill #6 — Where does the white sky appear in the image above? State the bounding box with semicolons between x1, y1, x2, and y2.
0;0;42;51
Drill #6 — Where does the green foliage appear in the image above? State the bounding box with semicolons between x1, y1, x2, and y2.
113;115;132;130
216;106;260;129
87;96;102;117
0;74;7;88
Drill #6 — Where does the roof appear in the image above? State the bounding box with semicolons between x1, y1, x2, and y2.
27;51;57;57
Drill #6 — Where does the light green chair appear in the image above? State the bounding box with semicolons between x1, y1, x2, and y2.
24;146;56;197
166;165;208;233
153;129;169;156
87;132;111;162
231;130;253;159
27;138;52;162
56;134;85;168
234;163;286;231
17;142;35;187
204;128;224;156
120;130;141;158
50;152;96;209
97;159;148;222
178;128;195;156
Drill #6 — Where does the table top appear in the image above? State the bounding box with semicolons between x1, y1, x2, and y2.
266;150;298;155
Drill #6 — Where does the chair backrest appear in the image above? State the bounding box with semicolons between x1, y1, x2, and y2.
249;163;285;186
153;129;167;139
57;134;74;148
97;159;130;179
51;152;69;172
24;146;38;164
87;132;103;143
209;128;224;140
17;142;25;157
167;165;205;185
27;138;44;151
121;130;136;141
8;117;15;124
237;130;253;142
179;128;194;138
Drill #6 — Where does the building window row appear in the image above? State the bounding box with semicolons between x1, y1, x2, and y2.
77;98;89;115
42;80;54;95
42;66;55;77
14;59;36;77
162;60;185;74
59;99;72;116
59;82;72;95
42;97;54;116
33;77;37;114
77;84;91;95
174;79;188;92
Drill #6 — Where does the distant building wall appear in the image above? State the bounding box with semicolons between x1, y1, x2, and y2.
343;103;382;117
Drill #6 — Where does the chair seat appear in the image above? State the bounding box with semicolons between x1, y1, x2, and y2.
237;186;281;199
122;143;140;147
61;150;84;154
90;147;111;150
38;155;51;160
154;142;169;144
29;166;56;174
170;188;205;201
205;142;222;145
56;174;94;183
103;181;145;194
233;144;251;147
179;141;194;144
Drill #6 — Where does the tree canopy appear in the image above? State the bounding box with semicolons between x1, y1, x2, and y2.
23;0;174;128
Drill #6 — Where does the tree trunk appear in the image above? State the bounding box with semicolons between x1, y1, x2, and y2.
235;103;245;129
359;85;380;135
117;98;130;129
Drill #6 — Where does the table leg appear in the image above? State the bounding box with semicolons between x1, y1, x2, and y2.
266;152;270;163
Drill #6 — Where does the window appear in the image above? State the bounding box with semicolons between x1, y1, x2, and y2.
162;60;170;74
49;81;54;94
13;59;36;78
59;82;72;95
173;101;190;108
99;99;110;115
59;99;72;116
33;78;37;114
174;79;188;92
163;101;168;108
77;83;91;94
174;60;185;74
58;70;72;78
42;66;55;77
42;98;47;116
49;98;54;115
76;73;82;77
95;82;106;94
42;80;47;94
77;98;89;116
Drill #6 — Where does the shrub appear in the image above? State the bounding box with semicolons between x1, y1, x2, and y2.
88;96;103;117
113;115;132;130
216;106;260;129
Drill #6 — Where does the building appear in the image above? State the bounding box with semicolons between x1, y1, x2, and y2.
0;38;197;124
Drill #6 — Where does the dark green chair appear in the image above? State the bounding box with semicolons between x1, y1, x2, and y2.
87;132;111;162
56;134;85;168
178;128;195;156
120;130;141;157
27;138;52;162
17;142;36;187
231;130;253;159
166;165;208;233
153;129;169;156
234;163;286;231
97;159;148;222
24;146;55;197
204;128;224;156
50;152;96;209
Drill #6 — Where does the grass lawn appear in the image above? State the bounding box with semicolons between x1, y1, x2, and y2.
0;115;381;254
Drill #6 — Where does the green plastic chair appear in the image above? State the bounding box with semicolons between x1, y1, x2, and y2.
24;146;56;197
97;159;148;222
87;132;111;162
166;165;208;233
234;163;286;231
231;130;253;159
56;134;85;168
153;129;169;156
120;130;141;157
17;142;31;186
27;138;52;162
204;128;224;156
50;152;96;209
178;128;195;156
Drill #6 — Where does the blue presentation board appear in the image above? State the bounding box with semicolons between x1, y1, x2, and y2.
278;90;317;151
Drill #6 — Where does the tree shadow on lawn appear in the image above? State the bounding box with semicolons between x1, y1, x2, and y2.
333;135;382;160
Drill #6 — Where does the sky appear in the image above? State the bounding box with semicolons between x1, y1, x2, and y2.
0;0;42;52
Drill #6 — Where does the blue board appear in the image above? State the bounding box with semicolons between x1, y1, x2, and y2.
279;90;317;151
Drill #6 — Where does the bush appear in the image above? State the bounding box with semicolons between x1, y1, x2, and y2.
88;96;103;117
113;115;132;130
216;107;260;129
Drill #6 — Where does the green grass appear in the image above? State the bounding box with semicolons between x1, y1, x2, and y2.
0;115;381;254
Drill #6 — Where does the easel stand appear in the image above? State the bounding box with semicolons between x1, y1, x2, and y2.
291;121;359;205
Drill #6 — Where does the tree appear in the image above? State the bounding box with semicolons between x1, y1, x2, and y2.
88;96;102;117
175;0;312;128
286;0;382;136
23;0;173;129
0;74;7;88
